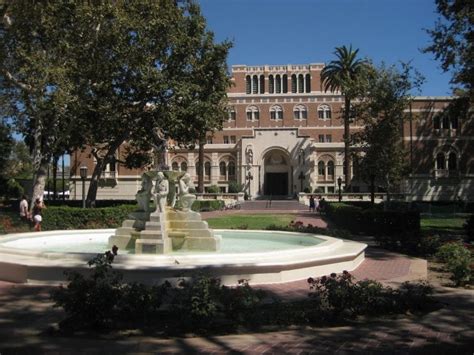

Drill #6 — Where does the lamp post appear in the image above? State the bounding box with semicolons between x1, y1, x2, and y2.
79;166;88;208
246;170;253;198
298;171;305;192
337;176;342;202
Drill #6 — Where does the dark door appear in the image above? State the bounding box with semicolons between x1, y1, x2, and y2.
264;173;288;195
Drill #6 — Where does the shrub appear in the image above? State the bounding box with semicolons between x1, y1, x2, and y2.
205;185;220;193
436;242;472;286
418;235;442;256
228;181;244;193
41;205;136;230
464;215;474;242
303;187;311;193
191;199;224;212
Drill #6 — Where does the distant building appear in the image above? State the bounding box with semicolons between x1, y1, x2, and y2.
70;63;473;201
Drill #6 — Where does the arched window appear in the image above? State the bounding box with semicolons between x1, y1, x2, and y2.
270;105;283;120
327;161;334;178
180;162;188;172
451;117;458;130
246;105;259;121
228;161;236;178
298;74;304;93
318;104;332;119
172;162;179;171
268;75;274;94
245;76;251;94
305;74;311;93
227;106;236;121
318;161;325;176
291;74;297;93
205;161;211;179
436;153;445;170
448;153;457;171
275;74;281;93
259;75;265;94
219;161;226;177
442;115;449;129
282;74;288;93
252;75;259;94
293;105;307;120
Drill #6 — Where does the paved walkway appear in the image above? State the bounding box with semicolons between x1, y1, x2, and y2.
0;204;472;354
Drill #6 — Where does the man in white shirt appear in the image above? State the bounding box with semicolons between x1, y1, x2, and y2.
19;195;29;221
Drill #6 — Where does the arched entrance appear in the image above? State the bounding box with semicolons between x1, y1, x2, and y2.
263;149;290;196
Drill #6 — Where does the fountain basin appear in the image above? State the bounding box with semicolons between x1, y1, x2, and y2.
0;229;366;285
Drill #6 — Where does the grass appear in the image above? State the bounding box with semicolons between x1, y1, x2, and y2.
206;214;294;230
421;216;468;235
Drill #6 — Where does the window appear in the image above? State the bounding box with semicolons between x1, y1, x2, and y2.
327;186;334;193
451;117;458;130
227;107;236;121
442;115;450;129
298;74;304;93
270;105;283;120
325;135;332;142
318;135;325;143
220;187;226;193
269;75;274;94
318;161;325;176
293;105;307;120
436;153;445;170
245;76;251;94
291;74;297;93
282;74;288;93
448;153;457;171
434;116;440;129
205;161;211;179
206;136;213;144
259;75;265;94
180;162;187;172
219;161;226;177
275;75;281;93
252;75;258;94
305;74;311;93
246;105;259;121
228;161;236;178
230;136;236;144
327;161;334;178
223;136;229;144
172;162;179;171
318;105;332;119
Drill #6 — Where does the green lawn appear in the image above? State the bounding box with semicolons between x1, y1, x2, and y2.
420;217;467;234
206;214;294;230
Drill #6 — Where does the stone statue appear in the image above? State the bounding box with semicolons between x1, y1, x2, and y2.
246;146;253;165
154;172;169;214
178;173;196;212
136;173;154;212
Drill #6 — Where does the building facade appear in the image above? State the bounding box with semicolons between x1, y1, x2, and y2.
70;63;473;201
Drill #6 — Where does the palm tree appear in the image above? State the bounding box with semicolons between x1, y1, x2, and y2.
321;45;368;189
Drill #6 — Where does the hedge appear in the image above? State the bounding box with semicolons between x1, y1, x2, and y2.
191;200;224;212
41;205;137;230
325;203;421;250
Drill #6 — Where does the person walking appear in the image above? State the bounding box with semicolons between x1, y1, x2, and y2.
19;195;29;222
309;195;315;212
32;198;46;232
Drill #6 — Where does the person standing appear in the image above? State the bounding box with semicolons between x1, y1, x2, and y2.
32;198;46;232
309;195;315;212
19;195;29;222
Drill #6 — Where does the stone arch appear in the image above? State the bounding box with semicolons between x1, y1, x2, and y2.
261;147;291;196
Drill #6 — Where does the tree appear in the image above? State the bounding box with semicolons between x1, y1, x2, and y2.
424;0;473;102
63;1;230;205
1;1;81;206
321;45;370;189
0;120;13;196
354;63;424;203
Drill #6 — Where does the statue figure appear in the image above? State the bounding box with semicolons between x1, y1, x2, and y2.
154;172;169;214
178;173;196;212
246;146;253;165
136;173;153;212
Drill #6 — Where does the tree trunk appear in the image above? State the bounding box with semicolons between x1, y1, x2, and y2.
197;135;205;193
30;115;47;210
344;96;351;191
52;156;58;201
370;174;375;205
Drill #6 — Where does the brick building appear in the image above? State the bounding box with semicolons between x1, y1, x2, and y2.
70;63;473;201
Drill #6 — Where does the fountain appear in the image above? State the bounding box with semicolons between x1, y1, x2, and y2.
0;170;367;285
109;171;221;254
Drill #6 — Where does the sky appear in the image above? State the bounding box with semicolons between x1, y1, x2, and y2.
198;0;452;96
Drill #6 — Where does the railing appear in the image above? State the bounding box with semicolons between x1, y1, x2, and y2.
195;192;245;202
